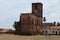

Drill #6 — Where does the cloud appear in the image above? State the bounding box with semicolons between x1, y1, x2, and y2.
0;0;60;29
43;0;60;22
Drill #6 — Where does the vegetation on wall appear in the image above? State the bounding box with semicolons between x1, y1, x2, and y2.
43;17;46;22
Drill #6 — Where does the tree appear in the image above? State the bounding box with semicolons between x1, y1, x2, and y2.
57;22;60;26
13;21;17;29
53;21;56;26
13;21;20;29
43;17;46;22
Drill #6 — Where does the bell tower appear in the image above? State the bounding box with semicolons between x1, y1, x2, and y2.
32;3;43;17
32;3;43;34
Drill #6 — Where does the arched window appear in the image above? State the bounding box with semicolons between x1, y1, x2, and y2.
35;4;37;10
56;31;57;35
52;31;54;33
45;31;47;34
42;31;44;33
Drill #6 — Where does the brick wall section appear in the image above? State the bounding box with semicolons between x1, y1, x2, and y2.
19;13;42;35
32;3;43;17
15;3;43;35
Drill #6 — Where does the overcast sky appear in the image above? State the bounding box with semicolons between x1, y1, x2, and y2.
0;0;60;30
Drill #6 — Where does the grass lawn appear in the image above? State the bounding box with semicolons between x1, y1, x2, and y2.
0;34;60;40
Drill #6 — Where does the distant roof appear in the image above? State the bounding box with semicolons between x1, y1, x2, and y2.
50;26;60;29
43;23;52;26
0;29;14;33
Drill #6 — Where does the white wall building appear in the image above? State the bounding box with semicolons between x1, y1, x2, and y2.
42;28;60;35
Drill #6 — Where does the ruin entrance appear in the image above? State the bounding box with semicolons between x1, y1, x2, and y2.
36;25;39;34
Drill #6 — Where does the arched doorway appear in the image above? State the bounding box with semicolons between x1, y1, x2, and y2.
56;31;57;35
36;25;39;34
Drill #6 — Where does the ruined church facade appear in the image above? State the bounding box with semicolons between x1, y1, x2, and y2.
14;3;43;35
